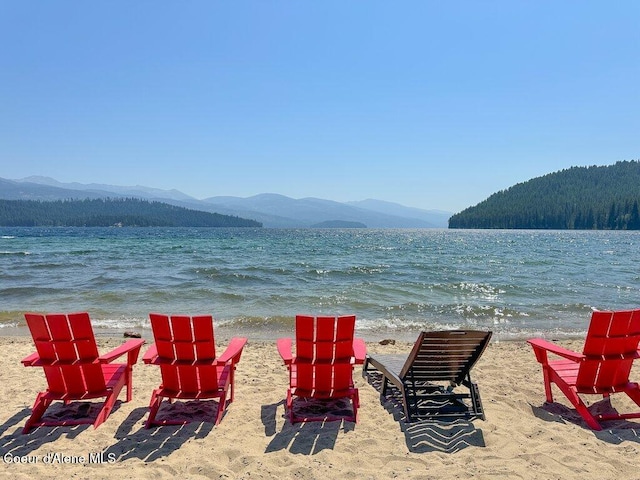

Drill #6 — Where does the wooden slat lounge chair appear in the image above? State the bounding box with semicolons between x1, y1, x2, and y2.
143;313;247;427
529;309;640;430
21;312;145;434
363;330;492;422
277;315;366;423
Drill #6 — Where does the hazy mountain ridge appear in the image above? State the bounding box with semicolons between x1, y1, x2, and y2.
347;199;451;227
202;193;446;228
1;177;452;228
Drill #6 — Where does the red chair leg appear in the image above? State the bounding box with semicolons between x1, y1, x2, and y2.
542;366;554;403
94;391;117;429
562;386;602;430
145;390;163;428
23;393;52;434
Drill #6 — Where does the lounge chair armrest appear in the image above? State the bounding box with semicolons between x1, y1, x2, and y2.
367;355;406;391
99;339;146;365
528;338;584;364
277;337;293;364
142;343;159;364
217;337;248;365
352;338;367;365
21;352;40;367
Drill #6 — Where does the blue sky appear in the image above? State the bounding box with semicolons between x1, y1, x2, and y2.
1;1;638;213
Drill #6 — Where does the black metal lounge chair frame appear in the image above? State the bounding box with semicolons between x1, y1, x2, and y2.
363;330;492;422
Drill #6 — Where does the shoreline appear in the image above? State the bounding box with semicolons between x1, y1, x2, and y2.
0;324;589;343
2;335;640;479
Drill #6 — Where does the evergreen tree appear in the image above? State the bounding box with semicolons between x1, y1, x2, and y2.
449;160;640;230
0;198;263;227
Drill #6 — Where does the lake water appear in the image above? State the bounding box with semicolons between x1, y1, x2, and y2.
1;227;638;341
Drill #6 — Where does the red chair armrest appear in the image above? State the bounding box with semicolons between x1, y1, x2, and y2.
528;338;584;364
352;338;367;364
217;337;248;364
277;337;293;364
142;343;159;364
21;352;39;367
100;339;146;365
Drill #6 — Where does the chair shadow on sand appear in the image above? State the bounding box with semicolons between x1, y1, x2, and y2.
261;400;354;455
364;370;486;453
103;402;216;462
0;406;94;458
530;399;640;445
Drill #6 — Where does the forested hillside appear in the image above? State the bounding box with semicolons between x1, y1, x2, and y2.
449;161;640;229
0;198;262;227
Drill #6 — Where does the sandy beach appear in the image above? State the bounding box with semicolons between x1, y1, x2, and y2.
1;334;640;480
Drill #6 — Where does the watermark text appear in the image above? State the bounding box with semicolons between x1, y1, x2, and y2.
3;451;116;465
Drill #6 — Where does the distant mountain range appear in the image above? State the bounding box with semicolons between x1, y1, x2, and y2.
0;176;452;228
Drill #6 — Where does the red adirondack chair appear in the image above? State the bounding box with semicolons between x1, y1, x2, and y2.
21;312;145;434
142;313;247;427
277;315;366;423
529;309;640;430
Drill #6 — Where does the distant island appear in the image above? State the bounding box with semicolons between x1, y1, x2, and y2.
310;220;367;228
0;198;262;227
449;160;640;230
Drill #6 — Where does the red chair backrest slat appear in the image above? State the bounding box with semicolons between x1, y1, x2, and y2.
149;313;220;395
296;362;354;394
295;315;355;362
577;310;640;390
25;312;106;396
294;315;356;393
